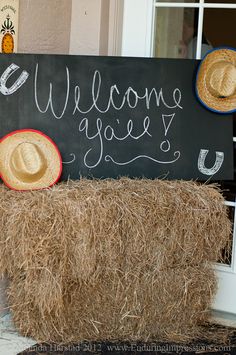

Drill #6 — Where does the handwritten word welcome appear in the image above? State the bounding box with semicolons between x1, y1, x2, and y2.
34;65;183;119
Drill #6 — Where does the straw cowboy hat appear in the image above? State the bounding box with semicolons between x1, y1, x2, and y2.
196;47;236;113
0;129;62;191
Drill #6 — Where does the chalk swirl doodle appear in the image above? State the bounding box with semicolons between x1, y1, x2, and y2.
62;153;76;165
104;151;181;166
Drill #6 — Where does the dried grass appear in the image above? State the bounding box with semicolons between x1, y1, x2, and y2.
0;178;231;343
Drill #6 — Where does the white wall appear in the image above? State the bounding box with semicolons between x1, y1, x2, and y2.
70;0;101;55
18;0;72;54
70;0;110;55
17;0;111;56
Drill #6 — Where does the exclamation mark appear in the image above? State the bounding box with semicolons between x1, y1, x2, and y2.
160;113;175;152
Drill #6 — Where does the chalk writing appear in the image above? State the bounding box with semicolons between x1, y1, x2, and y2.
160;140;171;153
33;63;183;170
62;154;76;165
73;71;183;115
78;115;181;168
0;55;231;180
160;113;175;153
162;114;175;136
34;65;182;119
34;64;70;120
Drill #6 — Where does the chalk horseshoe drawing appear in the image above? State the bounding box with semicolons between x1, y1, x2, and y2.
0;63;29;95
198;149;224;176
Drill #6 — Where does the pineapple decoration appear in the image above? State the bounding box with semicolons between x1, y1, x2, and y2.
1;14;15;53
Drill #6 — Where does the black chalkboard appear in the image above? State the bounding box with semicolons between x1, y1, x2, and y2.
0;53;233;180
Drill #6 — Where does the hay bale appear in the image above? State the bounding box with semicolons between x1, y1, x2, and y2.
0;179;231;342
8;265;216;343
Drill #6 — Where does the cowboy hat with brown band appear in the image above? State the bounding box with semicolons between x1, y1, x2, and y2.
196;47;236;114
0;129;62;191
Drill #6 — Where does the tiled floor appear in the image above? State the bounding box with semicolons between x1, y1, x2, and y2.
0;314;36;355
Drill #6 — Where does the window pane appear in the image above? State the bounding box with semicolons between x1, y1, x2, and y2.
203;8;236;48
154;8;199;58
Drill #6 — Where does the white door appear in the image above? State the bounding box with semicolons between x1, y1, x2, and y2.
120;0;236;317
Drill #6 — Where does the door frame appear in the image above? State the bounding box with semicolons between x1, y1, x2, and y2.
108;0;124;55
121;0;154;57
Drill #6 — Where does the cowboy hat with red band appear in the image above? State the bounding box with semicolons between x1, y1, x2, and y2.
0;129;62;191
